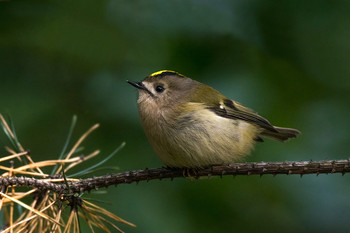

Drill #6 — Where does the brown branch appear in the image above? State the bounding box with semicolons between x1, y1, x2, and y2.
1;159;349;194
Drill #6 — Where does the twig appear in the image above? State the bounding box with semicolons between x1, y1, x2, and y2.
0;159;349;194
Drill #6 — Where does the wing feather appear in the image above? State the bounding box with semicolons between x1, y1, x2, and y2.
206;99;278;132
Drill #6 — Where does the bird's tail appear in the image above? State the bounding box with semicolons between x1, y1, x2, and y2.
260;126;301;142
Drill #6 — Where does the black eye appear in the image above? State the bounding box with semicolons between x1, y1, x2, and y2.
155;85;165;93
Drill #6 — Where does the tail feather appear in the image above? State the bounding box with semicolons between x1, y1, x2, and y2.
260;126;301;142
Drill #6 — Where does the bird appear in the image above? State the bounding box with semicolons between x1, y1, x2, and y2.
127;70;300;168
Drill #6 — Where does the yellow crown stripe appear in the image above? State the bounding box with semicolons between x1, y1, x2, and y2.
150;70;184;77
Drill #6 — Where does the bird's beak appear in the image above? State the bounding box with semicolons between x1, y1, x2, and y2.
127;80;145;90
127;80;154;96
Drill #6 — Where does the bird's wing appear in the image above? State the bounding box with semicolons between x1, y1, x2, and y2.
206;98;278;132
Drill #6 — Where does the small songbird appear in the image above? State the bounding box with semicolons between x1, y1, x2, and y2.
127;70;300;168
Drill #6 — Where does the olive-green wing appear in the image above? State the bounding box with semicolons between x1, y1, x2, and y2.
206;98;278;132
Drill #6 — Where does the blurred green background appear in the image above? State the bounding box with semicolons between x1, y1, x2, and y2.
1;0;350;232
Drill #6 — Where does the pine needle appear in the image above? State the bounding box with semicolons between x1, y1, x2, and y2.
0;151;28;163
2;189;37;203
51;115;77;176
0;192;61;226
69;142;125;177
64;150;100;173
65;124;100;161
83;200;135;227
0;115;133;233
56;123;100;175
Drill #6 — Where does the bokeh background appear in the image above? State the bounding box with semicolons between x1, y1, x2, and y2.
1;0;350;232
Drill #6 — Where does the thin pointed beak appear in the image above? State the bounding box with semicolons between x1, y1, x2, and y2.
127;80;145;89
127;80;154;96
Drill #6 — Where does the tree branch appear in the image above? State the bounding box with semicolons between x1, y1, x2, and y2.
1;159;349;194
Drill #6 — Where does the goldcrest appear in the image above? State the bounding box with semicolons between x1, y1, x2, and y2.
127;70;300;168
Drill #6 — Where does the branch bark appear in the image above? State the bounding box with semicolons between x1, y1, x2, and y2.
1;159;349;194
